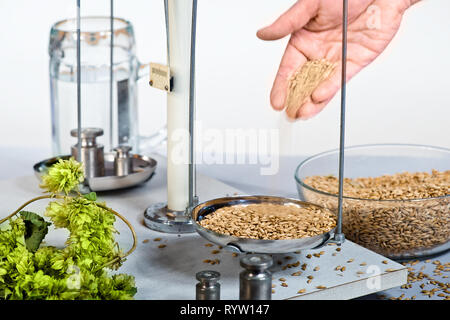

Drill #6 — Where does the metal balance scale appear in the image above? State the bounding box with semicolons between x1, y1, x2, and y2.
34;0;407;300
144;0;347;250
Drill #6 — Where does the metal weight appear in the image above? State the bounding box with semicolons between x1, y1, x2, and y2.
239;254;273;300
71;128;105;179
196;270;221;300
113;145;132;176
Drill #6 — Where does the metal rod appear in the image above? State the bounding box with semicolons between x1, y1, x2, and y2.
164;0;170;66
76;0;81;162
336;0;348;240
109;0;114;150
188;0;198;209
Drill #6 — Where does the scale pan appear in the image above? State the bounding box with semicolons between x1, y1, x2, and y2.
192;195;336;254
33;153;157;192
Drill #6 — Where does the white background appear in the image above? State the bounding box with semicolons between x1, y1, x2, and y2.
0;0;449;160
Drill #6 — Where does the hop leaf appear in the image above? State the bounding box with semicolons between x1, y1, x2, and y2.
40;158;84;195
19;211;51;253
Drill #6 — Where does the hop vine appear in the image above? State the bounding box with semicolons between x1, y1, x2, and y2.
0;159;137;300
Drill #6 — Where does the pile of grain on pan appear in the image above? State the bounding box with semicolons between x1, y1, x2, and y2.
198;203;336;240
302;170;450;257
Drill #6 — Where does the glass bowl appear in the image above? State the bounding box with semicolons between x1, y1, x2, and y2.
295;144;450;259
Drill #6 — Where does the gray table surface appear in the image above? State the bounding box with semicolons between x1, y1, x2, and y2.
0;146;448;300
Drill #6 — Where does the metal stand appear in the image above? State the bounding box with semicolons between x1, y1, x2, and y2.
76;0;81;162
144;203;196;234
333;0;348;245
144;0;198;234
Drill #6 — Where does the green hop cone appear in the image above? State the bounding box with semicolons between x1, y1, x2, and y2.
40;158;84;195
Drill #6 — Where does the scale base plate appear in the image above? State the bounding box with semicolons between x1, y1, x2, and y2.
144;202;195;234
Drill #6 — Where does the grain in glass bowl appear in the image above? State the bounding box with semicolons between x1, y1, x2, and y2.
295;144;450;259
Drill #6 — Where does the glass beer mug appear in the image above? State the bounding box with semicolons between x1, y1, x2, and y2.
49;17;165;156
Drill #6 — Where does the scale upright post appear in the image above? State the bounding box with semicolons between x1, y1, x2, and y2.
333;0;348;244
144;0;198;233
76;0;82;162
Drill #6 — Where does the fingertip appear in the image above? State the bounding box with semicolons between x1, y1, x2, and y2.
256;27;282;41
298;98;332;120
270;88;286;111
271;102;285;111
296;102;318;120
311;72;340;103
311;85;329;104
256;28;264;40
256;28;268;40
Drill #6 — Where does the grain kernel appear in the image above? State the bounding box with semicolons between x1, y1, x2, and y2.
316;285;327;289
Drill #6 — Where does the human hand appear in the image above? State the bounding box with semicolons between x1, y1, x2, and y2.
257;0;419;119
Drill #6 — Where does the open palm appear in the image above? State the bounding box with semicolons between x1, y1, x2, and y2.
258;0;418;119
